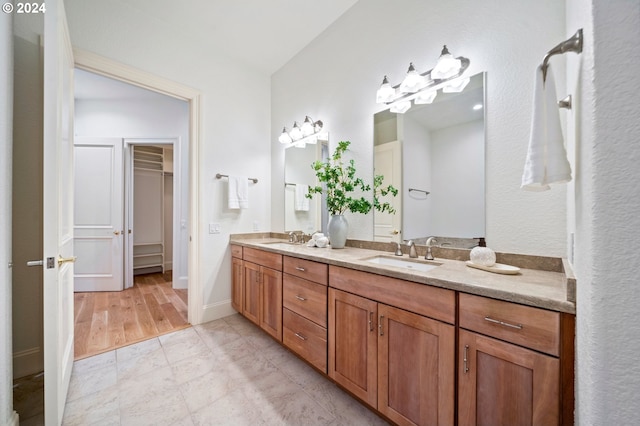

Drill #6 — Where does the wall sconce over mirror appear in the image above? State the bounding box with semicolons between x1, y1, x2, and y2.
376;45;470;114
279;116;325;148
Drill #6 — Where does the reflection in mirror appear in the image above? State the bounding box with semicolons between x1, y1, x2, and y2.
374;72;485;248
284;136;329;234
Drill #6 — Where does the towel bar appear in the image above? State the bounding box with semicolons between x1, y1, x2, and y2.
216;173;258;184
541;29;583;83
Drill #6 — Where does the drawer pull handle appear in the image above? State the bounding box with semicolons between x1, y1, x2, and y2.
295;266;306;272
463;344;469;373
294;332;307;341
295;295;306;301
484;316;523;330
379;315;384;336
369;311;373;331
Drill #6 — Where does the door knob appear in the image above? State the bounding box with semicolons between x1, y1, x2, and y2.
57;255;77;266
391;229;400;235
114;230;121;235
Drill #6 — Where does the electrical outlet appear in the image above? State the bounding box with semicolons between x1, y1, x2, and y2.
209;223;221;234
253;221;259;231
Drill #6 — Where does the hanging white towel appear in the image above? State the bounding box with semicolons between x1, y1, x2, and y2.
294;184;310;211
228;176;249;209
521;65;572;191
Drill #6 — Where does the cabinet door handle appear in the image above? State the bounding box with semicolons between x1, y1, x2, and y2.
484;316;523;330
463;344;469;373
294;332;307;341
295;295;306;301
295;266;306;272
379;315;384;336
368;312;373;331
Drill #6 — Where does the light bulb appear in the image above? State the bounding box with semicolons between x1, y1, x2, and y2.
431;45;462;80
376;75;395;103
301;116;314;136
399;63;426;93
289;122;303;141
278;127;292;144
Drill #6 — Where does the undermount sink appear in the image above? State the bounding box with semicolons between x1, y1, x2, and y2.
261;241;296;248
364;256;441;272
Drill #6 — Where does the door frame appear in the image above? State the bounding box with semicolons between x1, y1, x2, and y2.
74;49;203;324
124;138;182;289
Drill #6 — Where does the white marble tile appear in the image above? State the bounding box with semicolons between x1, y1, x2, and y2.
62;384;120;426
194;321;243;349
158;326;200;348
67;362;117;402
72;350;116;376
178;369;237;413
207;334;255;363
258;340;296;367
278;353;326;388
161;330;211;365
243;330;279;350
117;340;168;381
169;350;218;385
118;365;179;410
304;380;390;426
190;388;262;426
116;337;162;363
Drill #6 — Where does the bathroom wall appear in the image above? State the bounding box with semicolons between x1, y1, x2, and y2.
567;0;640;424
65;1;272;321
271;0;568;257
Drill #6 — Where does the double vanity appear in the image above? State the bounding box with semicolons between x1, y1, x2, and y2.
230;233;575;426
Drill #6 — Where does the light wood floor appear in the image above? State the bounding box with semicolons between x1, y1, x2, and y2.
73;272;189;360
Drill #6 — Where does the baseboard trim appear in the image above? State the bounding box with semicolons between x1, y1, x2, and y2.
12;347;43;380
9;410;19;426
201;299;236;324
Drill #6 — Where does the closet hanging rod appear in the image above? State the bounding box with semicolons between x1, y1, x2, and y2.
215;173;258;184
541;28;583;83
408;188;430;195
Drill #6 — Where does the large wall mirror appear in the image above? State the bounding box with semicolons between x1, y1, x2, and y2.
374;72;486;247
284;137;329;234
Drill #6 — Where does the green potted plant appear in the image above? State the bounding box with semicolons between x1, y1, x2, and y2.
307;140;398;248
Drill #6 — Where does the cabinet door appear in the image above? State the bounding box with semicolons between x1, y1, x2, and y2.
378;304;455;426
458;329;559;426
243;261;260;325
260;267;282;341
231;257;243;313
328;288;378;408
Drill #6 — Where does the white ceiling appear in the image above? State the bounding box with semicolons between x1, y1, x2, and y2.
73;0;359;100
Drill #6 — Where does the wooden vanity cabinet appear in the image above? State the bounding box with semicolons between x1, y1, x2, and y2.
458;293;575;426
231;245;243;313
282;256;329;372
329;266;456;426
241;247;283;341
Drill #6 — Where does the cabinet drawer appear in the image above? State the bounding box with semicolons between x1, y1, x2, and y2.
459;293;560;356
283;256;328;285
283;274;327;327
243;247;282;270
329;265;455;324
283;308;327;373
231;244;243;258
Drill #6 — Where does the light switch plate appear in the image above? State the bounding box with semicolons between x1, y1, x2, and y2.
209;223;221;234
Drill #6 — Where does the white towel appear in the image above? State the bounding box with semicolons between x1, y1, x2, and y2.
228;176;249;209
521;65;572;191
294;184;309;211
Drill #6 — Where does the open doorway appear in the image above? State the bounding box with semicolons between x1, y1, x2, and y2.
72;69;191;359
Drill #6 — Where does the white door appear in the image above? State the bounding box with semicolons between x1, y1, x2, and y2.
374;141;403;243
73;138;124;292
43;0;75;424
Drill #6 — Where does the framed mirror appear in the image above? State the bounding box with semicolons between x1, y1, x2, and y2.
284;136;329;234
374;72;486;248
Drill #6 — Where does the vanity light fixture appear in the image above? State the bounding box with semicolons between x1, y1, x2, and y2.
278;116;325;147
376;45;470;113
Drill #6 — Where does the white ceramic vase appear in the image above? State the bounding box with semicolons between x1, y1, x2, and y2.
328;214;348;249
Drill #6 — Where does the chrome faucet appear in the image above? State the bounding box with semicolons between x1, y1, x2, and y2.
288;231;305;244
405;240;418;258
425;237;438;260
394;242;403;256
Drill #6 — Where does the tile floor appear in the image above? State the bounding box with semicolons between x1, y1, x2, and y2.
61;314;390;425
